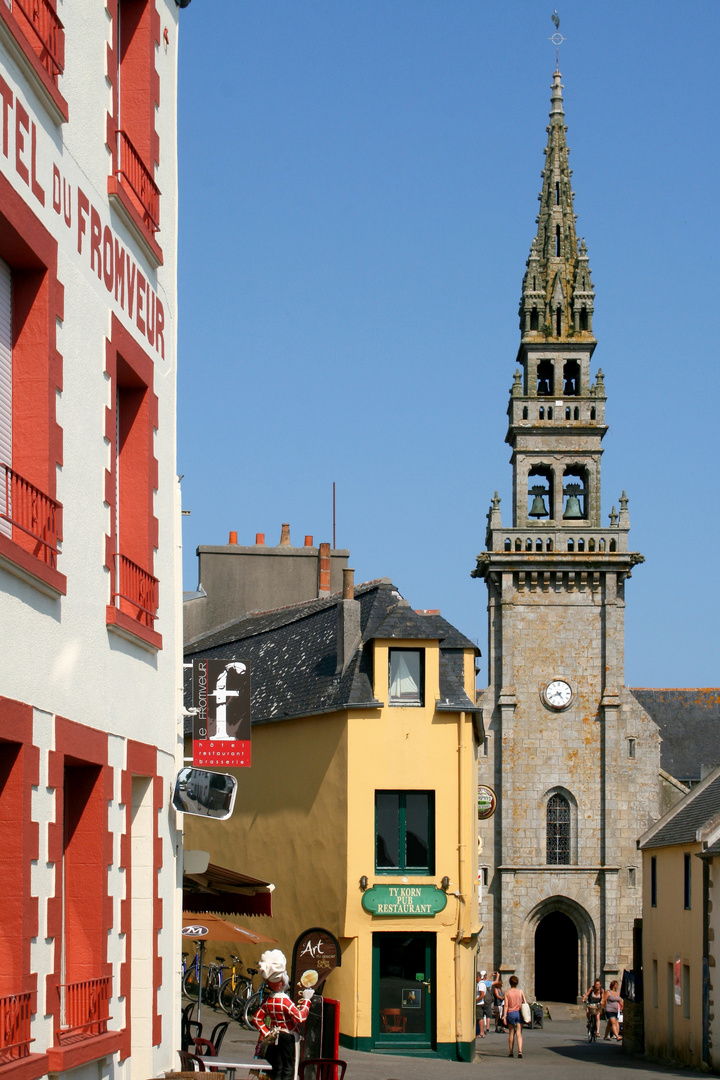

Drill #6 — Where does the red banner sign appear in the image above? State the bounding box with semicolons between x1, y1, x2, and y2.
192;659;251;768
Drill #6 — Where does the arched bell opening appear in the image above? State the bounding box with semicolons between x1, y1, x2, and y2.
590;406;596;420
563;359;580;395
522;406;528;420
504;538;511;552
527;466;554;521
562;466;588;521
573;407;580;420
537;360;554;396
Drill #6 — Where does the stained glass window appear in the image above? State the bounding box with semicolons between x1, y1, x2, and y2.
546;793;570;864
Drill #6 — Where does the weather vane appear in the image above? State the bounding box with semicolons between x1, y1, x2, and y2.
549;11;565;69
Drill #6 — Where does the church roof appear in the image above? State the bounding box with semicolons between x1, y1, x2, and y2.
638;765;720;850
184;579;479;730
630;688;720;784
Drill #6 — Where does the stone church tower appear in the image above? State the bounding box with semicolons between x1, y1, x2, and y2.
472;67;661;1002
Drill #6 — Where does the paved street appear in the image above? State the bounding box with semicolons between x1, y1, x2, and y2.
201;1001;693;1080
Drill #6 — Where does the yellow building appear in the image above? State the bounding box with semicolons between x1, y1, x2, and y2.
638;765;720;1070
183;571;482;1060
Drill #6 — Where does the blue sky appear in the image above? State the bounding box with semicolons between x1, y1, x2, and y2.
176;1;719;688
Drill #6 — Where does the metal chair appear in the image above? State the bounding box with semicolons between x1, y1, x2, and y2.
298;1060;347;1080
177;1051;206;1072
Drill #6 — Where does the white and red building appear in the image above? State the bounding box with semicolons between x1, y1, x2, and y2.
0;2;183;1079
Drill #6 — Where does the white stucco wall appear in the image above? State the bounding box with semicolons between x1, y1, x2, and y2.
0;2;183;1075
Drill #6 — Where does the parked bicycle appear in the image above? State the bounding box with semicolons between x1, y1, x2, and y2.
242;975;272;1030
182;949;201;1001
183;954;226;1007
219;957;255;1019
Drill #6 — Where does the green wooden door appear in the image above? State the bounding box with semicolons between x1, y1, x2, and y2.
371;932;435;1053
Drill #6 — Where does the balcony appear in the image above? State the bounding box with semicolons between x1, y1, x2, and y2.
47;977;120;1072
0;462;60;568
0;993;33;1063
56;977;111;1042
6;0;64;81
115;130;160;234
112;552;158;628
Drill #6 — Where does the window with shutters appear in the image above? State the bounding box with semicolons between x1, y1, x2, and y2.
0;174;64;594
105;315;161;650
107;0;162;261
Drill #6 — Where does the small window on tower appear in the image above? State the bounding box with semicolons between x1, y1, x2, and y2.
555;225;561;257
522;406;528;420
590;406;596;420
556;307;562;335
539;407;545;420
574;407;580;420
555;182;560;205
547;406;553;419
530;307;539;331
580;308;588;331
628;737;636;758
565;407;571;420
504;538;511;552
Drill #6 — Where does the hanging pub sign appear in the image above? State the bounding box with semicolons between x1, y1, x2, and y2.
290;926;341;1002
192;659;251;768
478;785;497;820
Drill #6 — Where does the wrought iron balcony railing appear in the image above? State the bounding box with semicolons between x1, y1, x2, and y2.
7;0;65;81
0;462;61;567
115;130;160;233
0;992;33;1062
57;977;111;1040
113;552;159;627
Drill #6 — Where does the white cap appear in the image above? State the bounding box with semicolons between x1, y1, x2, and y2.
480;970;487;977
258;949;287;983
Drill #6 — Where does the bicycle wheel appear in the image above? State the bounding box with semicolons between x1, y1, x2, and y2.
229;979;253;1021
243;989;266;1030
219;976;248;1017
183;967;200;1002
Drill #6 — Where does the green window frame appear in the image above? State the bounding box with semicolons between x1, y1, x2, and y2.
375;790;435;875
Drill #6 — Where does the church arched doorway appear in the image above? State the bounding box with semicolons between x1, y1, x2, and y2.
534;910;578;1002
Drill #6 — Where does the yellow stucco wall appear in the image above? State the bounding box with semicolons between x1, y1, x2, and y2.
184;639;479;1053
642;845;704;1068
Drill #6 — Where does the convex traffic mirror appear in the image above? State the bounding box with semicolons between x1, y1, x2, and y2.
172;766;237;820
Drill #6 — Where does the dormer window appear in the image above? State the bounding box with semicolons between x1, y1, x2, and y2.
389;649;424;706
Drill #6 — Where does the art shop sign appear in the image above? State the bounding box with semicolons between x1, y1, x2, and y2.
361;885;447;917
192;659;251;768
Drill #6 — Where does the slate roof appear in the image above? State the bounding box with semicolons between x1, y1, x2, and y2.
639;768;720;850
631;688;720;783
184;580;479;731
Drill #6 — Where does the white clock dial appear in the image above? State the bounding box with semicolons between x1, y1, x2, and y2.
545;680;572;709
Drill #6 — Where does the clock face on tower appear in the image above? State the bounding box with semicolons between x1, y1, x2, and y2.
543;679;573;711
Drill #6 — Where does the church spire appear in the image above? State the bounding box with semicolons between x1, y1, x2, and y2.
520;69;595;341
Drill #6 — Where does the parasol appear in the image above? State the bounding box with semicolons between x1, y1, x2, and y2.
181;913;277;1022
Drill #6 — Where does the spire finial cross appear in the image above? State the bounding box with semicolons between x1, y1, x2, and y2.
549;11;565;70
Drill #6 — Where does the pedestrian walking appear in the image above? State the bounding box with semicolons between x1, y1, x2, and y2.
602;980;623;1041
493;973;507;1033
504;974;529;1058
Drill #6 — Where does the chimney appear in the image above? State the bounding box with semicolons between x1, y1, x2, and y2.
318;542;331;595
336;569;361;674
228;531;238;545
279;523;291;546
255;533;265;545
304;535;313;547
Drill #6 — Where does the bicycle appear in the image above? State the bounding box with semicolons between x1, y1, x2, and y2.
218;957;254;1018
243;977;272;1030
183;954;226;1007
586;1003;600;1042
182;948;201;1001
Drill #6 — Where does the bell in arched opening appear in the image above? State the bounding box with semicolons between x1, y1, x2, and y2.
563;482;584;520
529;485;549;518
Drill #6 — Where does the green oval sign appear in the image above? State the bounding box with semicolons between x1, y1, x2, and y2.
361;884;447;917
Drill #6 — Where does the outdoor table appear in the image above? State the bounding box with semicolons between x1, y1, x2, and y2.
205;1058;272;1079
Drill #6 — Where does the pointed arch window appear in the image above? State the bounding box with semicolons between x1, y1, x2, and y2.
546;793;570;864
537;360;554;396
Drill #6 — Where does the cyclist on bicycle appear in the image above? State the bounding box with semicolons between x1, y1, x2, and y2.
582;978;604;1038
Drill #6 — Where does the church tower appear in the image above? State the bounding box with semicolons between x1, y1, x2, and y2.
472;65;660;1001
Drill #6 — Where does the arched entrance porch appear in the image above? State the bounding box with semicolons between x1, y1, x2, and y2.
523;896;596;1004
